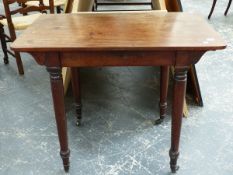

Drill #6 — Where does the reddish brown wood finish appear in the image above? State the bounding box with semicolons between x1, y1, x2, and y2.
170;66;188;172
155;66;169;125
48;67;70;172
11;12;226;52
11;12;226;173
71;68;82;126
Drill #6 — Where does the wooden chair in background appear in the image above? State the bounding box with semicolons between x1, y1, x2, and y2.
208;0;232;19
0;14;10;65
0;0;55;74
25;0;66;13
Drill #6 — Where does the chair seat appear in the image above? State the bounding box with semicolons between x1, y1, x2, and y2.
26;0;66;7
0;13;41;30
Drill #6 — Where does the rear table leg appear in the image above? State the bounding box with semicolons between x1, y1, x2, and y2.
71;68;82;126
155;66;169;125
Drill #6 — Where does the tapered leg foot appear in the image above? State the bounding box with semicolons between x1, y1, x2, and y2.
60;150;70;172
64;166;69;172
169;150;180;173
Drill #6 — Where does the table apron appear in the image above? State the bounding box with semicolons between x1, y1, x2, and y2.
60;51;176;67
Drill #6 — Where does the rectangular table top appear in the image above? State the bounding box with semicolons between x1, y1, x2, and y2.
11;11;226;52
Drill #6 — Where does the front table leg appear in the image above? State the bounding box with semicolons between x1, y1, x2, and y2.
170;67;188;173
47;67;70;172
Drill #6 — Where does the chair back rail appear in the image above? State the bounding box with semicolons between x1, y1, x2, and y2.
2;0;54;40
0;14;6;20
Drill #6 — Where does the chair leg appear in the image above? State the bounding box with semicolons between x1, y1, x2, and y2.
14;51;24;75
208;0;217;19
224;0;232;16
0;25;9;64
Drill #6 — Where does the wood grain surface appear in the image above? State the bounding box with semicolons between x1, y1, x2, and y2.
11;11;226;52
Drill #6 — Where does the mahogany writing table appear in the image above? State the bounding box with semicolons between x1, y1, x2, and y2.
11;11;226;173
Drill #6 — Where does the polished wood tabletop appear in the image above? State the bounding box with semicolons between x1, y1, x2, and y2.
11;11;226;173
12;11;225;52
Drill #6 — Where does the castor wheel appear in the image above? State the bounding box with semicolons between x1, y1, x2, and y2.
154;118;164;125
76;118;82;126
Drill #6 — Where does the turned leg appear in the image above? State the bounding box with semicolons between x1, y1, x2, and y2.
224;0;232;16
170;67;188;173
155;66;169;125
71;68;82;126
0;25;9;64
47;67;70;172
208;0;217;19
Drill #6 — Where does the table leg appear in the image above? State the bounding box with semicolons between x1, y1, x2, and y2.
47;67;70;172
170;67;188;173
155;66;169;125
71;68;82;126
